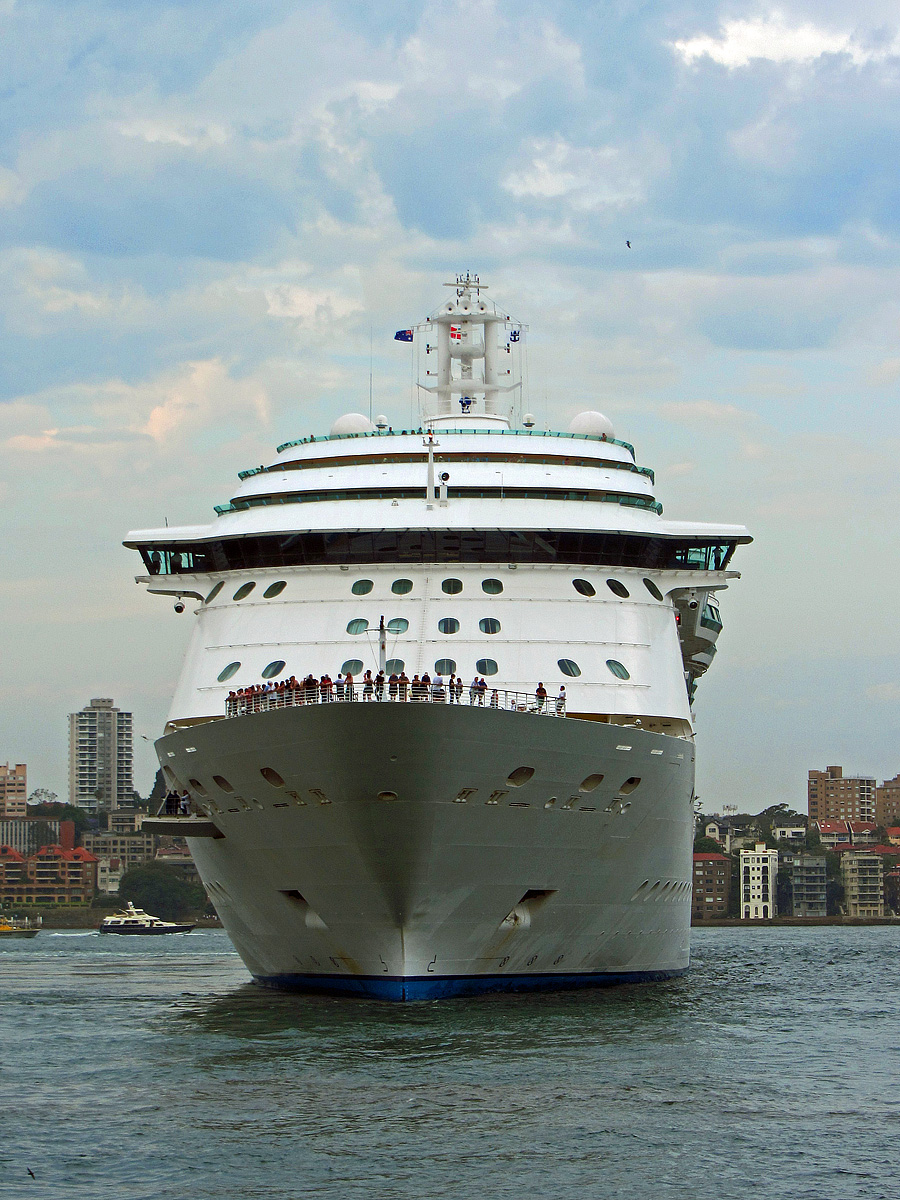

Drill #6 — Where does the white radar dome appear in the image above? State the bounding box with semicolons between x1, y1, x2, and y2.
568;410;615;439
330;413;375;436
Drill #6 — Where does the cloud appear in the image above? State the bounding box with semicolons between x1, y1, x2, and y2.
867;683;900;702
503;137;666;213
660;401;756;427
671;13;900;69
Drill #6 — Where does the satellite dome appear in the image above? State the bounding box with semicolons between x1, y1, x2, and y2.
568;411;615;439
374;414;389;430
330;413;375;436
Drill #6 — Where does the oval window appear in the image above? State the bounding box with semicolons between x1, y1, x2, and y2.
475;658;498;676
212;775;234;794
479;618;501;634
188;778;208;796
387;617;408;634
434;658;456;675
507;766;535;787
573;579;595;597
264;581;287;598
233;582;256;601
606;659;630;680
352;579;373;595
438;618;460;635
386;658;405;674
392;578;413;594
262;660;286;679
217;661;241;683
606;579;630;598
341;659;363;675
643;578;664;601
346;619;369;635
619;777;641;795
377;791;398;802
260;767;285;788
205;581;224;604
442;578;463;594
482;578;503;594
558;659;581;677
579;773;604;793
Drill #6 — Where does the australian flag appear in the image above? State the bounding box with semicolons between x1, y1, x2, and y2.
394;329;414;342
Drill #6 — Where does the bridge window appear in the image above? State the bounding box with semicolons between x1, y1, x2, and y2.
217;662;240;682
606;579;629;598
263;581;287;598
482;578;503;594
205;581;224;604
392;578;414;594
558;659;581;677
438;618;459;634
233;582;256;601
351;579;373;595
643;578;663;601
442;578;463;594
262;660;286;679
606;659;630;680
573;579;595;596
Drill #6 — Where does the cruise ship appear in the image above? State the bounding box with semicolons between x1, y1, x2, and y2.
132;274;750;1000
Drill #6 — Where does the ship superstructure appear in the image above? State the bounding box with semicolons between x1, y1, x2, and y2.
132;275;750;999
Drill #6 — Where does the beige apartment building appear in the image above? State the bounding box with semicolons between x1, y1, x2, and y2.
841;852;884;918
808;766;875;823
0;762;27;818
876;774;900;827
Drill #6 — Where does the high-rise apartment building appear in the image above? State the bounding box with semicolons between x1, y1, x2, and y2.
841;852;884;918
0;763;27;817
876;774;900;827
691;852;731;921
739;843;778;920
808;766;875;823
788;854;827;918
67;699;134;812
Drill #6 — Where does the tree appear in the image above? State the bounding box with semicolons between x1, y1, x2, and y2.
693;836;725;855
118;863;208;921
29;802;91;835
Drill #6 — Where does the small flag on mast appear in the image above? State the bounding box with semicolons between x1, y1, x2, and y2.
394;329;414;342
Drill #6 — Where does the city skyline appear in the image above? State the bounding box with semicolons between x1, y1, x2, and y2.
1;1;899;801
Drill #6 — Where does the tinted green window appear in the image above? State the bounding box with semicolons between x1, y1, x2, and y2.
263;581;287;598
435;658;456;675
482;578;503;594
386;658;405;673
479;618;501;634
558;658;581;677
606;659;630;680
643;578;663;601
475;658;498;676
438;618;459;634
606;579;629;598
205;581;224;604
233;582;256;601
341;659;363;675
573;579;595;597
442;578;463;594
351;579;373;595
217;661;240;682
346;619;369;635
262;660;286;679
392;578;413;594
387;617;409;634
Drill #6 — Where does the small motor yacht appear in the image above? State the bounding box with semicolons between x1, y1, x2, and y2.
99;902;194;935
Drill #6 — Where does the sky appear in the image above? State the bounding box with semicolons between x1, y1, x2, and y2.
1;0;899;812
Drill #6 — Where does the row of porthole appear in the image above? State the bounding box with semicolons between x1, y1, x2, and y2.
217;656;630;682
573;577;664;601
352;578;503;596
347;617;501;635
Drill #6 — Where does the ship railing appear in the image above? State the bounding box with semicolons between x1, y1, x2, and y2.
224;687;565;719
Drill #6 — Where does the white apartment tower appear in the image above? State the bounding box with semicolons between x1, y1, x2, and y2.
67;698;134;811
740;843;779;920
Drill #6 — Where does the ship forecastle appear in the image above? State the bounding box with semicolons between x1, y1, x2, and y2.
132;274;750;1000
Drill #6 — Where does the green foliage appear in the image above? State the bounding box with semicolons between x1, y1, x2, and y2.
29;802;91;834
805;826;823;854
693;836;725;855
826;878;845;916
148;770;167;804
118;863;208;921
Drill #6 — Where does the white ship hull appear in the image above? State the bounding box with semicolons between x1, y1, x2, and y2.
159;704;695;999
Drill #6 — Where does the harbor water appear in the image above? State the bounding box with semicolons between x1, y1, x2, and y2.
3;926;897;1199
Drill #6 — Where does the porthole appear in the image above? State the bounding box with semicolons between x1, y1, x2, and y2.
479;618;501;634
442;578;463;594
188;778;208;797
475;658;498;676
351;579;373;595
619;777;641;795
572;579;595;597
606;579;630;598
558;659;581;677
233;582;256;601
217;661;241;683
579;773;604;793
341;659;363;675
212;775;234;793
263;581;287;598
260;767;285;788
643;578;664;601
434;658;456;675
377;791;399;802
387;617;408;634
262;660;286;679
438;618;459;635
606;659;630;680
386;658;405;673
507;766;535;787
205;581;224;604
482;578;503;594
346;618;369;635
391;578;413;594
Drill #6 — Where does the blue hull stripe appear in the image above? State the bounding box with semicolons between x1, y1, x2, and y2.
253;968;687;1001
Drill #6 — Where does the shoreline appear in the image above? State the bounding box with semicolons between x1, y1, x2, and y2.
694;916;900;927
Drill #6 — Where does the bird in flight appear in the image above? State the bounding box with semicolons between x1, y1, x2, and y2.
27;1169;36;1179
625;240;631;249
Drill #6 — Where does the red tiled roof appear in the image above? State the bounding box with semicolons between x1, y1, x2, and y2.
815;820;849;833
848;822;877;832
693;853;730;861
0;845;25;861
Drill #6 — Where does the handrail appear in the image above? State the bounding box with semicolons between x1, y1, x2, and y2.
224;686;566;719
